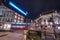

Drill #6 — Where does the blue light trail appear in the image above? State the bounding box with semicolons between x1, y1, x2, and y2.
9;1;27;15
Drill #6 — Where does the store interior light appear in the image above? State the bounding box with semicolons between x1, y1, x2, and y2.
9;1;27;16
58;27;60;29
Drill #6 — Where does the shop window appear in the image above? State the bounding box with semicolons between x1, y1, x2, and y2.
3;24;11;30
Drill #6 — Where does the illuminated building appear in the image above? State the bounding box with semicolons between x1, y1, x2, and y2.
0;4;24;30
14;13;24;23
0;4;24;23
35;11;60;39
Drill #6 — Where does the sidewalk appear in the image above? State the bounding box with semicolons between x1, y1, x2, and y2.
0;32;9;37
0;32;24;40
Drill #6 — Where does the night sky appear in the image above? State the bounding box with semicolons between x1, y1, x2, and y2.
1;0;60;19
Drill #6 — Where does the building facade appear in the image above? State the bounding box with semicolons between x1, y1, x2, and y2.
0;4;24;23
0;4;24;30
35;11;60;39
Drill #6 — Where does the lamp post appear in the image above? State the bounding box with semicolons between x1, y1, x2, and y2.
24;11;28;40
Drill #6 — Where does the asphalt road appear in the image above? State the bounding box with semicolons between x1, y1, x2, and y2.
0;30;24;40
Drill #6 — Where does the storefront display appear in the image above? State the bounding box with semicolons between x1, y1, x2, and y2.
3;23;11;30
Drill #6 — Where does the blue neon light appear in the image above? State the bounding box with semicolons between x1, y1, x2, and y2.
9;1;27;15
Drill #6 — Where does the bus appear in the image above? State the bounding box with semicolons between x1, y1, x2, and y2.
11;22;29;30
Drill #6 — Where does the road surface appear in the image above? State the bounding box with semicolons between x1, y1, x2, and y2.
0;30;24;40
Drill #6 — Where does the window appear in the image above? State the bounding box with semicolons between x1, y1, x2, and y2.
18;20;20;23
21;16;23;18
14;19;16;22
21;18;23;21
15;13;17;15
0;18;1;21
8;11;11;17
18;17;20;19
6;18;10;22
18;14;20;17
2;11;5;17
20;20;23;23
15;15;17;18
